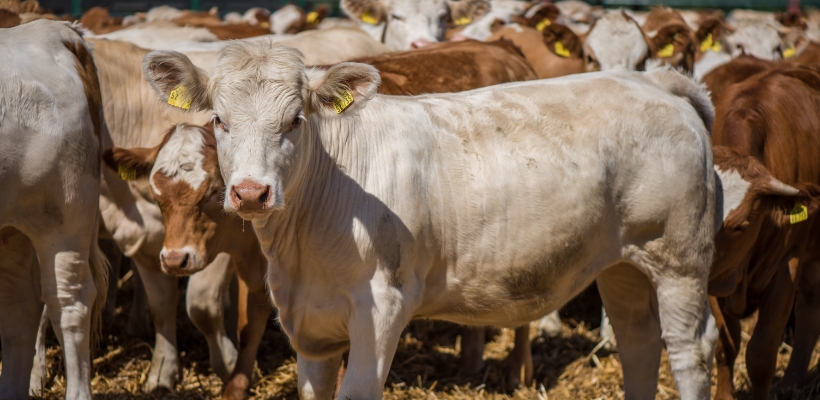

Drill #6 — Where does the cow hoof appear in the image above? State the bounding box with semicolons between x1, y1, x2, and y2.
222;376;249;400
143;371;177;393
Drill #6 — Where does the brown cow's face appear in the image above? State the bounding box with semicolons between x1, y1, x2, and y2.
104;124;223;276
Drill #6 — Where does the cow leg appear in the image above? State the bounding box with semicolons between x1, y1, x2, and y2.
297;353;344;400
186;253;237;382
505;324;533;388
32;230;99;400
652;268;716;400
223;280;271;400
133;258;180;392
746;266;796;400
0;229;42;400
458;326;485;375
782;261;820;390
535;310;562;338
127;263;154;340
712;297;741;400
596;263;661;400
29;306;50;396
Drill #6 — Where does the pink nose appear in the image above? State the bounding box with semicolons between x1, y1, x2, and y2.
230;180;272;211
162;251;189;272
411;39;435;48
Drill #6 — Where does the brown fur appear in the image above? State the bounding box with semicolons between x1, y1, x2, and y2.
173;9;222;28
78;7;124;34
0;8;19;27
352;39;537;95
776;11;808;30
702;55;774;105
207;22;270;40
102;126;175;179
642;7;695;73
487;24;583;79
62;39;103;141
694;15;730;62
512;1;559;28
790;41;820;65
710;63;820;400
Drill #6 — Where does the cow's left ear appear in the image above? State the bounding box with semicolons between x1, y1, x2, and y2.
771;183;820;227
306;62;380;117
778;27;809;59
102;146;159;181
143;50;212;112
446;0;490;26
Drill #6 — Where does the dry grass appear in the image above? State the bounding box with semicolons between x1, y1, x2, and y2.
5;282;820;400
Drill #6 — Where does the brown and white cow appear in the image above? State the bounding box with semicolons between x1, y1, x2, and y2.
0;20;109;400
701;55;773;104
487;22;584;79
692;15;733;80
143;40;718;399
641;7;696;73
709;63;820;400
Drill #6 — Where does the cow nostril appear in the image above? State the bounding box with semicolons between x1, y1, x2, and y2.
259;186;271;204
179;253;189;269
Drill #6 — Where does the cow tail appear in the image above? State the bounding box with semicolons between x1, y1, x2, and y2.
645;66;715;135
88;213;111;350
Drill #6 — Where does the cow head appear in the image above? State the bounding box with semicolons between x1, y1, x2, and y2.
693;15;731;62
450;0;529;42
641;8;695;73
725;21;784;60
710;146;820;294
583;10;648;71
142;42;381;222
103;124;223;276
341;0;489;50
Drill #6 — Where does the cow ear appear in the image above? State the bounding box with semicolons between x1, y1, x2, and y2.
778;27;808;59
340;0;386;25
142;50;212;112
542;23;583;58
446;0;490;26
307;62;381;117
770;183;820;227
102;147;158;181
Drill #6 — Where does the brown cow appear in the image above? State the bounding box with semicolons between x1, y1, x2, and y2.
172;8;222;28
487;23;584;79
104;124;268;400
701;55;774;104
206;23;271;40
710;63;820;400
0;8;20;27
78;7;124;34
790;40;820;65
641;7;696;73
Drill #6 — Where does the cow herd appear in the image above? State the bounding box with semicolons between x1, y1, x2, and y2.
2;0;820;399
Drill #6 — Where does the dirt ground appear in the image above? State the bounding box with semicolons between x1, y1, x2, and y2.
4;279;820;400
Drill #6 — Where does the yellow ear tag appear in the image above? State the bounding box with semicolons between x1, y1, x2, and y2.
118;166;136;181
790;203;809;224
657;43;675;58
536;18;551;32
168;86;192;110
711;41;722;53
333;90;354;114
454;16;472;26
699;33;713;52
554;41;570;57
306;11;319;24
361;11;378;25
260;21;270;28
784;47;797;58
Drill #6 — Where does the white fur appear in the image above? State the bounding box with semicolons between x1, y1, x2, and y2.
457;0;529;41
585;10;648;71
714;166;753;226
726;21;783;60
151;125;209;194
270;5;302;35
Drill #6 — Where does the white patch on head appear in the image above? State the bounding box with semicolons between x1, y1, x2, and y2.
585;11;648;70
714;166;752;225
150;125;209;195
271;5;302;35
726;22;782;60
458;0;529;41
646;30;657;38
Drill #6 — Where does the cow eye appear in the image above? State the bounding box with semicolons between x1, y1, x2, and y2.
214;115;227;132
290;115;302;131
390;14;405;21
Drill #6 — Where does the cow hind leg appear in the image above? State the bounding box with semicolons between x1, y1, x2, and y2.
597;263;662;400
0;229;43;400
458;326;485;375
186;253;238;382
505;324;533;389
782;261;820;390
29;307;50;396
223;281;271;400
712;297;741;400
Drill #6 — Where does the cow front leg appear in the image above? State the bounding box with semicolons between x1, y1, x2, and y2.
746;266;795;400
458;326;485;375
132;257;180;392
186;253;238;382
597;263;662;400
0;230;43;400
712;297;741;400
506;324;533;389
29;307;50;396
297;353;344;400
223;280;271;400
782;261;820;390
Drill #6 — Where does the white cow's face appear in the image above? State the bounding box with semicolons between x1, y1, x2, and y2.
583;11;648;71
341;0;489;50
143;42;381;221
726;23;782;60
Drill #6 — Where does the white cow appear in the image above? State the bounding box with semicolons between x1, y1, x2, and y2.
0;20;108;400
340;0;489;50
143;41;718;400
584;10;648;71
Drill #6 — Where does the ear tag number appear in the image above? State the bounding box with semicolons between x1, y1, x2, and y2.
168;86;192;110
790;203;809;224
536;18;551;32
657;43;675;58
306;11;319;24
784;47;797;58
554;42;570;57
333;90;354;114
361;12;378;24
118;166;137;181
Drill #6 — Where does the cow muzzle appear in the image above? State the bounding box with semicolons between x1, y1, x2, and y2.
230;180;274;213
160;248;201;276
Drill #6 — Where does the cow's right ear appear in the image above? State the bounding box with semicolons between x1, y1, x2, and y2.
446;0;490;26
340;0;386;25
102;147;158;181
542;23;583;58
142;51;212;112
306;62;380;117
